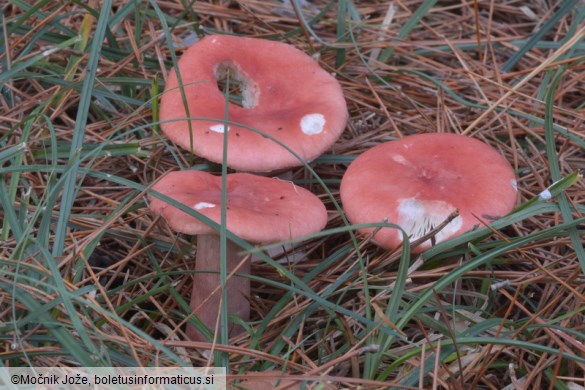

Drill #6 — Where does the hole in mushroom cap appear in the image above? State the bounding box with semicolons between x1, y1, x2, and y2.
194;202;216;210
300;113;326;135
214;60;258;109
397;198;462;245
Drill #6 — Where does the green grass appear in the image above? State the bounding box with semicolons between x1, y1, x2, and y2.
1;1;585;388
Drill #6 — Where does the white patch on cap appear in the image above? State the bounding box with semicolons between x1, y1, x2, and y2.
194;202;216;210
392;155;408;165
300;113;325;135
397;198;462;246
511;179;518;191
538;189;552;201
209;124;230;133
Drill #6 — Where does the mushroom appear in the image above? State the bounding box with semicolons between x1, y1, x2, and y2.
148;170;327;340
160;34;348;172
340;133;517;252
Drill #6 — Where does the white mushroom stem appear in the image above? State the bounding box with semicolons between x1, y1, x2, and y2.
187;234;250;341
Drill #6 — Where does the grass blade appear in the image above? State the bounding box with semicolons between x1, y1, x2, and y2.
501;0;581;72
52;0;112;258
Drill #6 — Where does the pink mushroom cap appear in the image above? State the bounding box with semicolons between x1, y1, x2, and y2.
340;133;518;252
160;34;348;172
148;170;327;242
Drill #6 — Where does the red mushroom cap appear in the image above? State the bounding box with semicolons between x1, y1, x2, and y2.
340;133;517;252
160;34;348;172
148;170;327;242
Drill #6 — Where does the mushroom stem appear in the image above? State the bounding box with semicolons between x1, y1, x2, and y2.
187;234;250;341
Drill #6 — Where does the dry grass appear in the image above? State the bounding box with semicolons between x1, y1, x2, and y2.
1;0;585;388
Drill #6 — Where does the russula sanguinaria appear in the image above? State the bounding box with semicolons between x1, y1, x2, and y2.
340;133;517;252
160;34;348;172
148;170;327;340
